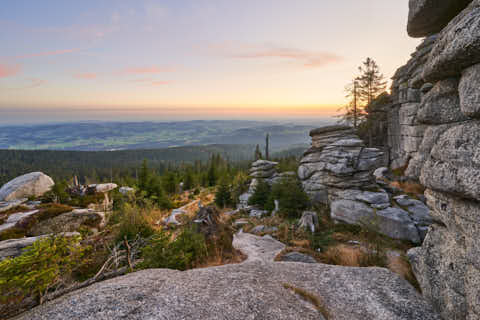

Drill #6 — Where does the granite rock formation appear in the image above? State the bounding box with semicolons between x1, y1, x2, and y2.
298;126;429;243
390;1;480;319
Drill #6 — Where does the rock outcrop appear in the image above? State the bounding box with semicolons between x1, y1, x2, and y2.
15;231;441;320
298;126;429;243
28;209;105;236
0;172;54;201
389;1;480;319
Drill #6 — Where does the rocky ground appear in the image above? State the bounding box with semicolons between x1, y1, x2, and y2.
14;232;441;320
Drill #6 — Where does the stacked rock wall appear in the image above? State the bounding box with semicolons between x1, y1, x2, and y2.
390;1;480;319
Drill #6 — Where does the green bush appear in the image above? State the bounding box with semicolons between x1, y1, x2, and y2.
267;177;309;218
0;235;85;304
116;203;155;241
139;227;207;271
248;179;271;209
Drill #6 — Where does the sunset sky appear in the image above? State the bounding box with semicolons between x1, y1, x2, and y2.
0;0;421;124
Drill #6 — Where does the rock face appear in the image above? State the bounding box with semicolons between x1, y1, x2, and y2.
389;35;436;172
16;232;441;320
0;172;54;201
389;2;480;319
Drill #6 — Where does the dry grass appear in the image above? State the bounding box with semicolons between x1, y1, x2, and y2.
390;181;425;195
0;205;32;217
291;239;310;248
283;283;330;319
387;254;421;292
318;244;387;268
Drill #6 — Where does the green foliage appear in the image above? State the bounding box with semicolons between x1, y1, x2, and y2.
267;177;309;218
215;179;232;208
138;159;150;191
247;179;271;210
0;235;85;304
162;171;177;194
207;164;216;187
231;171;249;206
139;227;207;271
116;203;155;241
183;170;194;190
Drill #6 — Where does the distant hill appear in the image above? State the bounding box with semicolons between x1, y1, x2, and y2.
0;120;334;151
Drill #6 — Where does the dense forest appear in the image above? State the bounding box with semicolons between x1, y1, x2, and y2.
0;144;305;186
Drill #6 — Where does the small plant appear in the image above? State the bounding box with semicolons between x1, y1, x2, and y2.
0;235;85;304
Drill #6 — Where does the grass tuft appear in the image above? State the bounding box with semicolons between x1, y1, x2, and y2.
283;283;329;319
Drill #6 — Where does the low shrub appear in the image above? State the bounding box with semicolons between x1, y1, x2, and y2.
139;227;207;271
0;235;85;304
267;177;309;218
0;228;26;241
248;179;271;209
36;203;73;221
116;203;155;241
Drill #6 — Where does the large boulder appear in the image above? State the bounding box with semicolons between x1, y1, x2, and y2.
16;232;441;320
330;199;374;226
407;0;473;37
0;172;54;201
375;207;421;244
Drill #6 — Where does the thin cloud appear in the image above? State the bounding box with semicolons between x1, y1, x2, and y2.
3;78;46;90
14;49;79;59
0;64;21;78
74;72;97;79
122;66;174;75
129;78;171;86
151;80;170;86
212;43;343;68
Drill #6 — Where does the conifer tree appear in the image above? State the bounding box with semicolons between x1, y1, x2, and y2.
215;179;232;208
356;57;387;106
138;160;150;191
254;145;262;160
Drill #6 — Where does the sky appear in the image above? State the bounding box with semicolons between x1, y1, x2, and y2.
0;0;421;124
